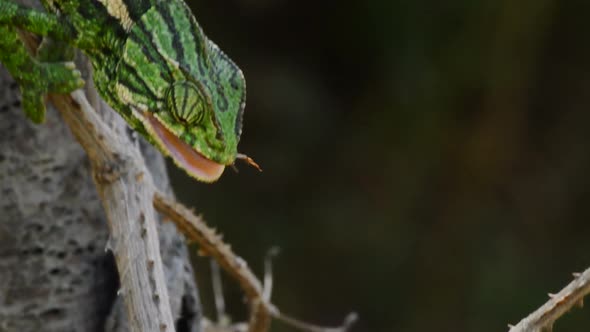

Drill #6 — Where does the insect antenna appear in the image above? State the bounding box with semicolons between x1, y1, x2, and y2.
235;153;262;172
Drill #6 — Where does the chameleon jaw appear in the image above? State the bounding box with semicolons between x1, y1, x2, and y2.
141;112;225;182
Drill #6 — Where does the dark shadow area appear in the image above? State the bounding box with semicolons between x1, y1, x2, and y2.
171;1;590;331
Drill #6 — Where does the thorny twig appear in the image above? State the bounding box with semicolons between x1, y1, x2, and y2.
509;267;590;332
153;193;358;332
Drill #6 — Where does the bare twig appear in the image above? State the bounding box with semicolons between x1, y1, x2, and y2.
210;260;228;323
263;247;280;302
509;267;590;332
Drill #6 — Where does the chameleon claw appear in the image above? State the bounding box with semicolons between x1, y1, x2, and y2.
64;62;76;70
76;78;85;87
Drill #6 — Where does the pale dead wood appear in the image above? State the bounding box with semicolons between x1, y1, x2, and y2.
50;91;176;332
509;267;590;332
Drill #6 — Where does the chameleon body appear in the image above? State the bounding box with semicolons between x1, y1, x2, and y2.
0;0;247;182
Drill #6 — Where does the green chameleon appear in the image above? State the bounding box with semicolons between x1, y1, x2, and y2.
0;0;259;182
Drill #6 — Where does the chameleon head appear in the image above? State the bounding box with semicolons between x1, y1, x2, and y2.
117;4;247;182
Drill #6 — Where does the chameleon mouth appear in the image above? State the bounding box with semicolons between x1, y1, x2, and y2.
143;112;225;182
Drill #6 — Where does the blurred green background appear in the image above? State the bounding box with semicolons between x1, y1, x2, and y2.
171;1;590;331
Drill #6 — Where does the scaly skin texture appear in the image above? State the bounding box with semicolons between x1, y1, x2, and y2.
0;0;246;181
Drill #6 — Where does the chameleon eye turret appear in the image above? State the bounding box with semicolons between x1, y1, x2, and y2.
166;81;207;126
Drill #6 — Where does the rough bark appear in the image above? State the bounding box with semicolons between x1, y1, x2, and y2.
0;28;202;332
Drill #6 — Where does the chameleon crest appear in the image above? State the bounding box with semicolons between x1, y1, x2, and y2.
0;0;252;182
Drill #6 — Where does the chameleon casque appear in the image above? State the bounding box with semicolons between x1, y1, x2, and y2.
0;0;252;182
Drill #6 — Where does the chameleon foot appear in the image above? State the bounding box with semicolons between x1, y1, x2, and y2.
17;60;85;123
42;61;85;94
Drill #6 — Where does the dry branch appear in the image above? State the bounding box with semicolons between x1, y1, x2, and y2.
153;192;272;332
11;4;352;331
49;91;176;332
154;193;358;332
509;267;590;332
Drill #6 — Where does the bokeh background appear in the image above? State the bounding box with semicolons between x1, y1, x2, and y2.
171;1;590;331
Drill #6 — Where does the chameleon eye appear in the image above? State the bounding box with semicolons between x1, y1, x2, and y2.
166;81;206;125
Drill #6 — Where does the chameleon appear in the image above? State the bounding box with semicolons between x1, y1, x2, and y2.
0;0;259;182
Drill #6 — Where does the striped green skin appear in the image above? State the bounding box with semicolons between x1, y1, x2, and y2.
34;0;245;166
113;1;246;165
